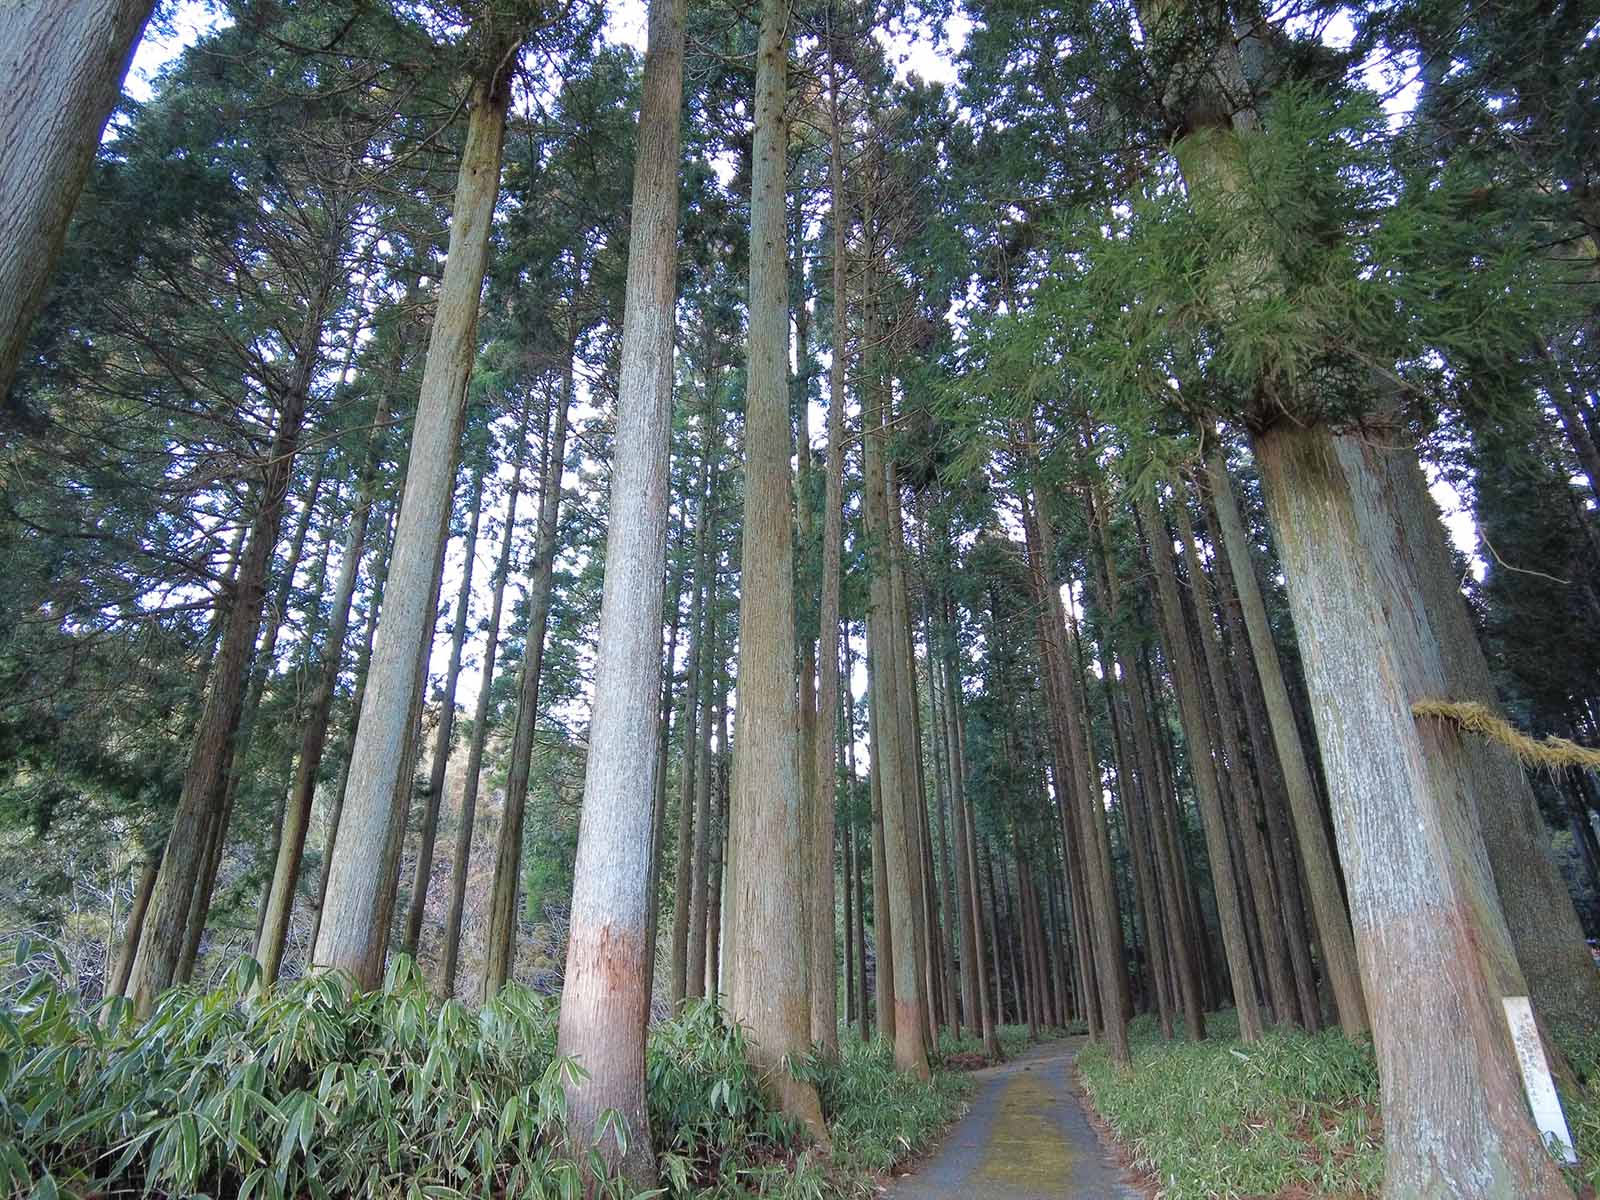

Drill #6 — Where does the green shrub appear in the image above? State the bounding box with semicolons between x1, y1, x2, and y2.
1;954;590;1199
1550;1022;1600;1194
1076;1012;1383;1200
0;952;978;1200
819;1033;971;1182
648;997;799;1195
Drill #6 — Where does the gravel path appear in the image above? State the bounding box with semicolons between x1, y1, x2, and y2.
885;1039;1142;1199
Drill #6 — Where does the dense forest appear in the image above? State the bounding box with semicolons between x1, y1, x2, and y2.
3;0;1600;1197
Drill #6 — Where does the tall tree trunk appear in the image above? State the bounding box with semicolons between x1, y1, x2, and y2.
1138;489;1264;1042
672;395;715;1006
484;331;577;998
644;536;686;998
177;453;329;985
862;332;928;1077
554;0;684;1178
869;670;895;1043
307;502;393;957
401;468;486;958
1021;487;1131;1065
312;38;515;988
889;486;935;1050
845;632;871;1039
363;492;455;986
1377;438;1600;1031
687;580;721;1000
723;0;828;1136
127;285;335;1014
257;416;389;986
104;856;159;1006
1170;488;1298;1027
0;0;154;417
809;34;849;1050
1198;472;1322;1030
950;646;998;1055
440;412;530;996
1253;419;1572;1198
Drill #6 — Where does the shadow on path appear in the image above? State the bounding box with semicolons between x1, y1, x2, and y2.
886;1038;1142;1199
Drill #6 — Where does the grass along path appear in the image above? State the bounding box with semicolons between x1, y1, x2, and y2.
1078;1012;1600;1199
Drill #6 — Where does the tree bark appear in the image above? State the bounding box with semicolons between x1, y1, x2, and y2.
257;419;389;986
809;35;850;1051
400;468;486;958
0;0;155;418
643;536;686;998
672;395;715;1006
554;0;684;1178
439;413;530;996
1139;489;1264;1042
1021;487;1131;1064
484;329;576;998
307;503;392;958
1170;487;1298;1027
312;41;515;988
105;856;159;1006
1205;450;1368;1035
722;0;829;1136
127;284;334;1014
862;329;928;1077
1254;420;1572;1198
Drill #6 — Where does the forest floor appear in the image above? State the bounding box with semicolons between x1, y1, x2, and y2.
886;1038;1142;1199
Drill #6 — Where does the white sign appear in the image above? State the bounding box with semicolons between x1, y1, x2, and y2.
1502;995;1578;1165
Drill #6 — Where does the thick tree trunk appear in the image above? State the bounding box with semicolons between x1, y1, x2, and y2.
484;333;576;998
1375;437;1600;1032
1205;451;1368;1035
312;47;514;988
861;343;928;1076
257;429;387;986
307;504;392;958
1254;420;1571;1199
400;469;485;958
0;0;154;417
889;489;936;1050
869;684;895;1042
809;50;849;1050
554;0;684;1178
723;0;828;1136
362;500;453;987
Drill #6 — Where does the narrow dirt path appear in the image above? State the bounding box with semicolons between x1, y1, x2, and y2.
886;1039;1142;1199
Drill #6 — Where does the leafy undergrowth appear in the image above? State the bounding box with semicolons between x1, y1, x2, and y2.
0;952;974;1199
1550;1023;1600;1195
1079;1012;1600;1199
1076;1012;1383;1199
934;1020;1082;1070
